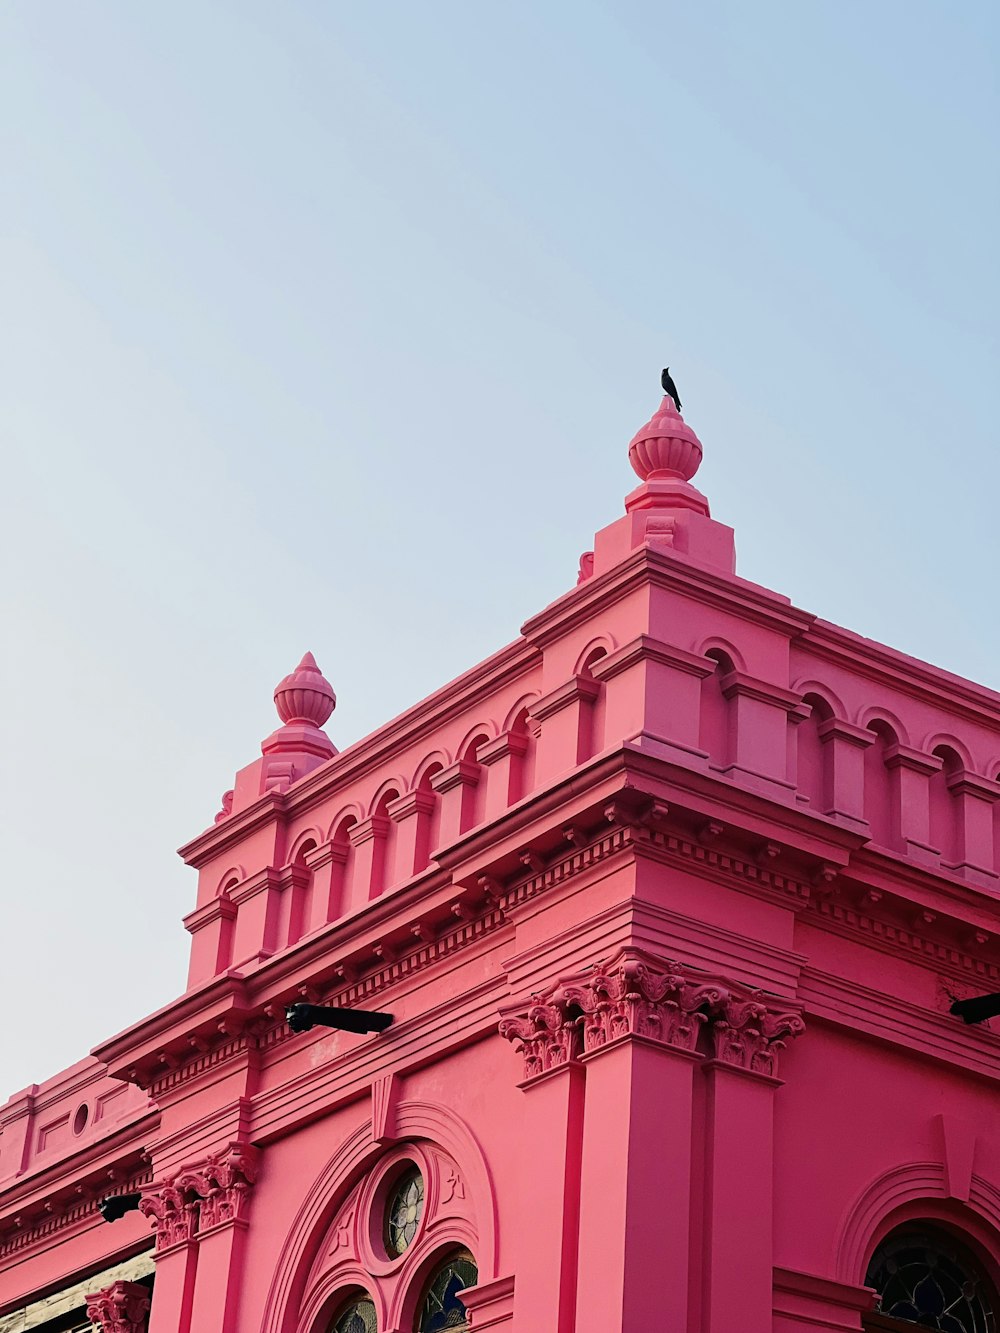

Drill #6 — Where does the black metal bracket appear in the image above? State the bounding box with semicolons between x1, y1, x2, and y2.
285;1003;394;1035
949;992;1000;1025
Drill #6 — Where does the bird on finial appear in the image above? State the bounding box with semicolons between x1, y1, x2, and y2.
661;367;682;413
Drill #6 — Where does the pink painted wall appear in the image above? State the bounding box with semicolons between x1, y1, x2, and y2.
2;388;1000;1333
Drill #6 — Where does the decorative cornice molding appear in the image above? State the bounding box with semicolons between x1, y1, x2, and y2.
817;718;877;749
528;674;601;723
884;743;943;775
477;731;530;766
430;759;481;794
946;769;1000;802
720;670;802;712
386;790;436;823
0;1162;153;1260
590;634;714;683
85;1280;151;1333
348;815;391;848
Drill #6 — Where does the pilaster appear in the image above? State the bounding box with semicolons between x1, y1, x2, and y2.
430;759;480;851
184;895;237;987
228;867;284;967
945;769;1000;886
477;732;529;821
387;789;436;879
817;717;874;833
303;838;350;933
591;635;713;765
720;671;801;797
348;815;391;901
885;744;942;864
529;675;601;783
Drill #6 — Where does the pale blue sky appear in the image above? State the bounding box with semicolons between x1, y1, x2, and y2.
1;3;997;1098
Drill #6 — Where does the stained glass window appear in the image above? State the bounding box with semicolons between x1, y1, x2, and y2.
417;1250;478;1331
385;1167;424;1257
865;1230;997;1332
329;1294;377;1333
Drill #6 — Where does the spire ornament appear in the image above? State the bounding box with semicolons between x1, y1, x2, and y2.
273;651;336;729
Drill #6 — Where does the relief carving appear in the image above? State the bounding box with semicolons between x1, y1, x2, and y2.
175;1142;259;1230
138;1183;197;1250
501;950;805;1079
84;1280;151;1333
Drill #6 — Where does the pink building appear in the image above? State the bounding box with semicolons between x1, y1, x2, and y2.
2;384;1000;1333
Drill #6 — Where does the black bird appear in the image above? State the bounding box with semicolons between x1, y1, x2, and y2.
661;367;682;413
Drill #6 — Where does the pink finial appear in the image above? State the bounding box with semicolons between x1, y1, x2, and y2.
273;652;336;728
628;393;703;484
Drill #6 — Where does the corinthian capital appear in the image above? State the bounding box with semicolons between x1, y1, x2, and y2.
499;1001;581;1079
712;994;805;1077
174;1141;259;1230
138;1182;197;1250
85;1280;151;1332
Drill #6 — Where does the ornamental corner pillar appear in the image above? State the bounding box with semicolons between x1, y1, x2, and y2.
499;1003;584;1333
701;996;806;1333
139;1184;199;1333
175;1141;259;1333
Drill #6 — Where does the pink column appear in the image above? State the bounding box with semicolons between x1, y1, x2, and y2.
563;954;716;1333
184;895;236;986
348;815;390;900
229;868;283;965
176;1144;257;1333
303;839;350;932
529;675;600;783
477;732;529;821
85;1280;151;1333
591;635;713;764
701;999;805;1333
430;759;480;851
576;1037;700;1333
946;770;1000;886
387;790;436;879
499;1008;584;1333
277;862;312;949
817;717;874;833
721;670;799;797
885;744;941;864
140;1185;199;1333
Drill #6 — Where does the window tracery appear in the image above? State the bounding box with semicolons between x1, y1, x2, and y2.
416;1249;478;1331
328;1294;377;1333
865;1228;997;1332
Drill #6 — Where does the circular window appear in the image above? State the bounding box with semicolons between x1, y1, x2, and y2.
328;1295;376;1333
72;1103;89;1135
384;1166;424;1257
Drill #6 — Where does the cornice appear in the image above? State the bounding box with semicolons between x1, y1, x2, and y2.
590;634;714;683
0;1157;152;1261
946;769;1000;802
386;790;436;822
528;674;600;723
884;743;942;775
477;731;530;766
430;759;480;794
721;670;802;711
799;964;1000;1086
522;546;816;648
817;717;876;748
801;619;1000;730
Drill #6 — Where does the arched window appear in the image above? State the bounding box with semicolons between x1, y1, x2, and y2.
328;1292;377;1333
864;1226;997;1331
416;1249;478;1331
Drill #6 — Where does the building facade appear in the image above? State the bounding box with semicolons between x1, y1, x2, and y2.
2;387;1000;1333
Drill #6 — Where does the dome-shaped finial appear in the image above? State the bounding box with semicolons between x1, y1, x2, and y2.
628;371;703;484
273;652;336;728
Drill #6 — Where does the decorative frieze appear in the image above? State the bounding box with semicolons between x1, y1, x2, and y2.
500;950;805;1080
85;1280;151;1333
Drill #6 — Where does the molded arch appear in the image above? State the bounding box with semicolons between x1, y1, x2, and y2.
457;722;498;759
855;707;908;745
573;634;617;676
367;779;407;817
987;755;1000;782
261;1101;499;1333
790;679;848;720
324;805;364;843
298;1265;386;1333
215;865;246;896
834;1161;1000;1284
411;750;451;791
388;1229;482;1333
922;733;975;772
695;637;746;673
287;828;323;864
503;694;541;733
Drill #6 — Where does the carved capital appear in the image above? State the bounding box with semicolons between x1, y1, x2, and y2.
562;954;727;1054
499;1001;581;1079
711;994;805;1077
138;1183;197;1250
175;1141;259;1231
85;1281;151;1333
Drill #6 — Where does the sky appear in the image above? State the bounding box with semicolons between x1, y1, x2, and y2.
1;2;998;1100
